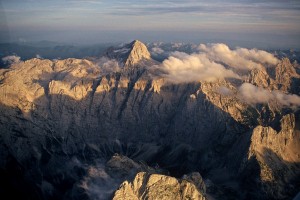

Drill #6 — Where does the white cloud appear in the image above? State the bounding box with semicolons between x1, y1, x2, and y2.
199;43;279;71
151;47;164;55
238;83;300;108
235;47;278;66
96;57;121;74
2;55;21;64
161;51;240;83
158;43;280;83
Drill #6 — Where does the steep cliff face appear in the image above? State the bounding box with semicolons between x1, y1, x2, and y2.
0;40;299;200
243;113;300;199
275;58;300;92
200;80;256;126
247;68;274;88
249;114;299;162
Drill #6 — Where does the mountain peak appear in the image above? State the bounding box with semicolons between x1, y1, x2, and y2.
272;58;299;92
106;40;151;68
124;40;151;67
129;39;143;47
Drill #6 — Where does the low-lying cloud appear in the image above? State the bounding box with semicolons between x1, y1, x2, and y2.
199;43;279;70
238;83;300;108
151;47;164;55
159;43;279;83
96;57;121;74
161;51;240;83
2;55;21;65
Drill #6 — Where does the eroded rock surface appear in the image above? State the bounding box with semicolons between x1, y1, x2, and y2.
113;172;206;200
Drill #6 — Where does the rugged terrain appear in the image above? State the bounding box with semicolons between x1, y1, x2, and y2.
0;40;299;199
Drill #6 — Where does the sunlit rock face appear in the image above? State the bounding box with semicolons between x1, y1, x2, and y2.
0;40;299;200
243;114;300;199
112;172;206;200
105;40;152;68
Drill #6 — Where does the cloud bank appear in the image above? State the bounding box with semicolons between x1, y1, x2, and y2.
199;43;279;70
161;51;240;83
96;57;121;74
151;47;164;55
159;44;300;109
160;43;279;83
2;55;21;65
238;83;300;108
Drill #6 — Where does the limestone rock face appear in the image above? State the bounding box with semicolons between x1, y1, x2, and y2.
249;114;299;161
200;80;254;126
106;40;151;68
243;113;300;199
275;58;299;92
112;172;206;200
124;40;151;67
247;68;274;89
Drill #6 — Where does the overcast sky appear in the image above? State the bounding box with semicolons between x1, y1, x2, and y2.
1;0;300;48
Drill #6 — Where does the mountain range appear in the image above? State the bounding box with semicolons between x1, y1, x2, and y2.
0;40;299;200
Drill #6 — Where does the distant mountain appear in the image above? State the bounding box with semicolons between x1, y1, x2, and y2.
0;40;299;200
0;42;112;67
1;41;300;68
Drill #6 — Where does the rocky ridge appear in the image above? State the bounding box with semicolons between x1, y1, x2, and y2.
245;114;300;199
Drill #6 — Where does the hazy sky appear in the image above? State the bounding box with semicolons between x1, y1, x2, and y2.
1;0;300;48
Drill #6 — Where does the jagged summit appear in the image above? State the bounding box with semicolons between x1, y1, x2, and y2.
105;40;151;68
125;40;151;67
